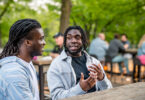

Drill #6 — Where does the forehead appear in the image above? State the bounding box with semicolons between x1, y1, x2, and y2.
67;29;81;36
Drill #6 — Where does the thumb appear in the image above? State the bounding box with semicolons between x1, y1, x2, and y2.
80;72;84;81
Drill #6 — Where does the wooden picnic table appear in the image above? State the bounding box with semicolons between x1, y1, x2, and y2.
125;48;137;56
106;49;138;81
33;56;52;100
63;82;145;100
125;49;139;82
125;49;144;82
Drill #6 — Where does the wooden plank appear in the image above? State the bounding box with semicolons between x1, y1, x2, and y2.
36;56;52;65
63;82;145;100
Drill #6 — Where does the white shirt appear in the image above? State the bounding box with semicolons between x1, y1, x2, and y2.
29;62;39;100
19;59;39;100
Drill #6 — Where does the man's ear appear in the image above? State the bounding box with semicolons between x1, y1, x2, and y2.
24;39;33;46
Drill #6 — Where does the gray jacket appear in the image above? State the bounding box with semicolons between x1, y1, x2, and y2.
89;37;108;60
106;39;125;58
47;50;112;100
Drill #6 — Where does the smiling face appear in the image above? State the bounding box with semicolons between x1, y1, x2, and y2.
29;28;46;57
65;29;83;57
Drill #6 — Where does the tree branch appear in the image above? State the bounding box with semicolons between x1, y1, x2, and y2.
0;0;13;20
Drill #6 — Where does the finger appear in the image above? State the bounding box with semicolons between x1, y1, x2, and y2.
88;67;96;73
80;73;84;81
86;74;95;82
96;64;103;74
89;72;98;79
89;78;97;84
92;64;102;73
88;74;97;84
89;66;100;73
88;79;96;85
89;71;98;76
93;64;102;71
89;67;101;79
98;64;102;70
87;77;95;84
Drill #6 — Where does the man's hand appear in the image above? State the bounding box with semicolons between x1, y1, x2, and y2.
88;64;104;81
79;73;97;92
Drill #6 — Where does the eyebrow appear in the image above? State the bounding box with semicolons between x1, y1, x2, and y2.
75;34;81;37
67;34;81;36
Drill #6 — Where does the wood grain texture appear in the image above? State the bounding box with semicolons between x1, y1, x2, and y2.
63;82;145;100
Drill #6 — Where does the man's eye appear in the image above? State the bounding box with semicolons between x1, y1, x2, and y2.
40;37;44;41
67;37;71;40
76;36;81;39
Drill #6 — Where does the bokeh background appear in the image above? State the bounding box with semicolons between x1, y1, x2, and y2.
0;0;145;54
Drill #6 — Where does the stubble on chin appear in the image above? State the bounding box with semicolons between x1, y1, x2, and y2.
65;46;82;56
30;50;41;58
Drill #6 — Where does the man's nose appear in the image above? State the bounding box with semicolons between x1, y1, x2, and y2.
43;40;46;45
71;38;77;42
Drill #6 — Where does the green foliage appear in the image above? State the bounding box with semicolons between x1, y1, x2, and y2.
70;0;145;45
0;0;145;51
0;0;60;54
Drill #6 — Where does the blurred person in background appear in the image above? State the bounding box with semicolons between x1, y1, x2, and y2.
136;42;145;65
121;34;130;49
106;34;129;74
50;32;64;58
121;34;131;73
136;35;145;65
89;33;108;64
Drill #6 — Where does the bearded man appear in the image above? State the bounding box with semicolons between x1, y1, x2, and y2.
47;26;112;100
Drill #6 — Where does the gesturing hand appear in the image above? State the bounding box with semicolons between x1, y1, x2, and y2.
88;64;104;81
79;73;97;92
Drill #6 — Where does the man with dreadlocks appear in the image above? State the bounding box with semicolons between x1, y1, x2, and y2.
47;26;112;100
0;19;46;100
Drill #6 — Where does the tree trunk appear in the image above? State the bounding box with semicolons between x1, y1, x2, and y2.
93;22;98;39
59;0;72;34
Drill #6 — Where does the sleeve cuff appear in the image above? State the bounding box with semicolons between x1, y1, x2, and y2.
97;74;112;90
71;83;86;95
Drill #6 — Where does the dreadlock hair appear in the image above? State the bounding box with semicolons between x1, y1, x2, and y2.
63;26;88;51
0;19;41;59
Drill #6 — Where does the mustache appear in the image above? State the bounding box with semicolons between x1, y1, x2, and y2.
65;46;83;56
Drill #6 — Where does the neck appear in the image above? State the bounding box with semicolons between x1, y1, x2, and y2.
17;46;32;63
67;51;82;57
17;54;32;63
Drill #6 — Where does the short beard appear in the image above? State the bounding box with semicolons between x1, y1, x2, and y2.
30;48;41;58
65;46;83;56
30;51;41;58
